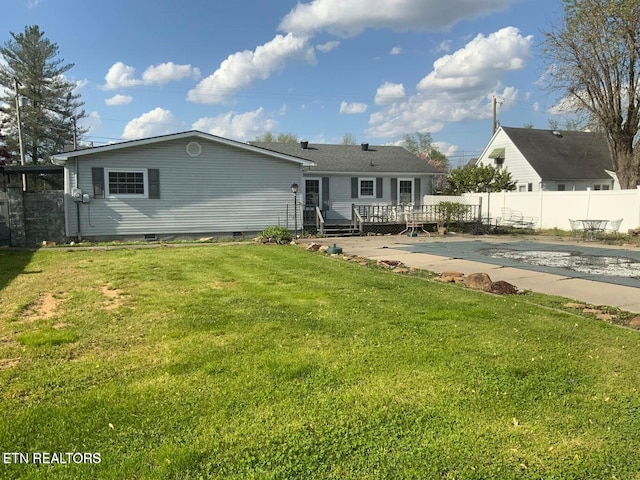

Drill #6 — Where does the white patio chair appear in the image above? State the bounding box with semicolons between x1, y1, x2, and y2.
568;219;583;239
605;218;623;238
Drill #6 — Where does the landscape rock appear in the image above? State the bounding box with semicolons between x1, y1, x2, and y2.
564;302;587;309
306;243;321;251
628;317;640;328
377;259;404;269
463;272;492;291
441;271;464;278
487;280;520;295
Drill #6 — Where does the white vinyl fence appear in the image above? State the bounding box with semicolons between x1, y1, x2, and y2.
425;187;640;233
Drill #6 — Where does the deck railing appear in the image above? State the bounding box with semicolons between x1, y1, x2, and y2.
353;204;479;224
352;207;364;234
315;206;325;236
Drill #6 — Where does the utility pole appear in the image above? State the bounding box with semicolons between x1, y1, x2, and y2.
13;77;26;190
492;97;497;135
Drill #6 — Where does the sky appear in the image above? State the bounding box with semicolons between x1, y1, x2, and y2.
5;0;566;167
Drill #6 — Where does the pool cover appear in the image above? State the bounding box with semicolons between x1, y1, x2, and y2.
397;240;640;289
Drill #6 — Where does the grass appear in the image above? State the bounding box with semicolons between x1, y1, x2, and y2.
1;244;639;479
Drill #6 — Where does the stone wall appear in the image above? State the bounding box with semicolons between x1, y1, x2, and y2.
3;173;65;247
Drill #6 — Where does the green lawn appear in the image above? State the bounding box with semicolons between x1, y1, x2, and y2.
1;244;639;479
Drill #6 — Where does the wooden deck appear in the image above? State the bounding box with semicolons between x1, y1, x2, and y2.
304;203;481;236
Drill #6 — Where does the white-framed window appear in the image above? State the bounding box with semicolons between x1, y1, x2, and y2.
359;178;375;198
398;178;414;204
106;168;149;198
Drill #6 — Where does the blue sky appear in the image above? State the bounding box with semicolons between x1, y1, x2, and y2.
7;0;565;166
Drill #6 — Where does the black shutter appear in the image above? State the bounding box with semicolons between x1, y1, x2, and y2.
391;178;398;205
351;177;358;199
414;178;421;204
92;168;104;198
148;169;160;199
322;177;330;210
376;178;383;198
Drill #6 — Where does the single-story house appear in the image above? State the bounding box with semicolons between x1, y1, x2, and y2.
251;140;444;225
51;131;315;241
476;126;618;191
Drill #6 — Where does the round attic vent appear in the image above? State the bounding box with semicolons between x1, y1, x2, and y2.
186;141;202;157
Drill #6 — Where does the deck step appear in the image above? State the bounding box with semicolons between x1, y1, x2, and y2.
320;225;361;237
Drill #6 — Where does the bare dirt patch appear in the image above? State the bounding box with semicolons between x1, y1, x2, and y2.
0;357;20;370
21;292;61;322
101;285;125;310
210;280;237;290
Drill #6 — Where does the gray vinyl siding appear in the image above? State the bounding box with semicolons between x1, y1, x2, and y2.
65;139;303;237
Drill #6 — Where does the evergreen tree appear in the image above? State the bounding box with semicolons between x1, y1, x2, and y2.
0;25;86;163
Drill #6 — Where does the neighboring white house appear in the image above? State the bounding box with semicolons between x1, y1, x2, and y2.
51;131;314;241
476;126;619;191
251;140;444;223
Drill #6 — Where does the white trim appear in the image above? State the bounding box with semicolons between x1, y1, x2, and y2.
105;168;149;199
358;177;376;198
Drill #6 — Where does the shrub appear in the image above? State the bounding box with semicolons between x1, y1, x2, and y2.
257;226;292;244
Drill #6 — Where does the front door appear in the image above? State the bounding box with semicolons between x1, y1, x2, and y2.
304;179;321;224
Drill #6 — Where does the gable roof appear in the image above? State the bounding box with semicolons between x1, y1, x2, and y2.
51;130;315;167
250;142;443;175
500;126;613;180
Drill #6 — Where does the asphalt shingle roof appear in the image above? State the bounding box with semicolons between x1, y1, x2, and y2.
250;142;443;174
501;127;613;180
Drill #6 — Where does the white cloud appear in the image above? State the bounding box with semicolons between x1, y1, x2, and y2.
434;141;458;157
78;111;103;135
390;46;403;55
192;108;278;141
142;62;201;85
121;108;182;140
435;40;452;53
367;27;531;138
339;101;368;114
103;62;139;90
187;33;316;104
417;27;532;92
375;82;406;105
279;0;515;37
316;40;340;53
105;94;133;106
103;61;200;90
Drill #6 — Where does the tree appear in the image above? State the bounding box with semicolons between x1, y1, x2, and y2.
402;132;449;171
341;133;357;145
541;0;640;188
443;164;516;195
254;131;298;143
0;25;86;164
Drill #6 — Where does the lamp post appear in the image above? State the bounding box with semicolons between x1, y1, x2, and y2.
291;183;298;238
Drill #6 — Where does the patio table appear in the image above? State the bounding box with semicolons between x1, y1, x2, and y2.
577;219;608;240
